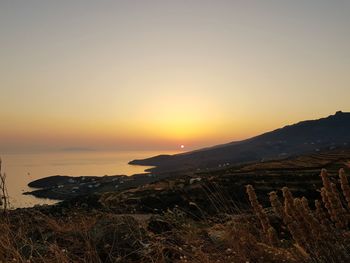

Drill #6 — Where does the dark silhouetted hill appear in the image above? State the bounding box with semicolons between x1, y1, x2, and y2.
129;111;350;172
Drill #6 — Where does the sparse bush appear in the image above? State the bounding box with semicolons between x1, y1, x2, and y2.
0;158;10;212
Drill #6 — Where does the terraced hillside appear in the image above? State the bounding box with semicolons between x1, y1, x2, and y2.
101;148;350;215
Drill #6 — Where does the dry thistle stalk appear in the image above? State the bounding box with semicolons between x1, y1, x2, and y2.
267;227;280;247
246;185;271;232
320;169;347;228
287;221;307;249
301;197;310;212
339;168;350;209
314;200;331;227
246;185;279;245
282;187;296;221
269;191;284;219
295;198;323;240
320;187;333;221
281;187;310;248
292;198;312;241
0;158;10;213
331;182;348;228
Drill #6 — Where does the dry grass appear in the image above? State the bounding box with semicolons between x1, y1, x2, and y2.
247;169;350;262
0;158;10;212
2;167;350;262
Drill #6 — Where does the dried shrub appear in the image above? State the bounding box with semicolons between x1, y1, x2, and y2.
246;185;279;245
0;159;10;212
246;169;350;263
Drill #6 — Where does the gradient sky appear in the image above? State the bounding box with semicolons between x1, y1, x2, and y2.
1;0;350;153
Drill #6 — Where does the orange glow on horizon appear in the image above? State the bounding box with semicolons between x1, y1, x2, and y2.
1;1;350;153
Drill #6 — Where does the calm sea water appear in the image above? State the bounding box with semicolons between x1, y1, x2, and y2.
0;150;178;208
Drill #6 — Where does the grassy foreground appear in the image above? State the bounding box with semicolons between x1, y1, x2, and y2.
2;166;350;262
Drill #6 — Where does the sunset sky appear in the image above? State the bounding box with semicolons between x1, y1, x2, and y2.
1;1;350;153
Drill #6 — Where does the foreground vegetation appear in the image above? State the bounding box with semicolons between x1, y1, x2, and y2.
2;159;350;262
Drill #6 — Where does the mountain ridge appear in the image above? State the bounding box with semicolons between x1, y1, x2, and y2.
129;111;350;172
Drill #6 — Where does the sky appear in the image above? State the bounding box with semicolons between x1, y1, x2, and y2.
0;0;350;153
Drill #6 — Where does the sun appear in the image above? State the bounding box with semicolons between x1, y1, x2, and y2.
180;145;185;149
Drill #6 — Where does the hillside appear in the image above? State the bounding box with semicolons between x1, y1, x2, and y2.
130;111;350;173
103;148;350;214
6;148;350;262
26;147;350;207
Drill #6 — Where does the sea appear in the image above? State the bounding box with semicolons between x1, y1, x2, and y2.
0;150;178;208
